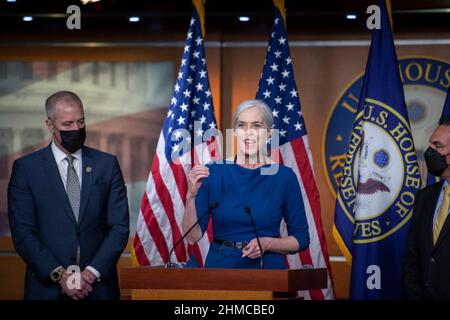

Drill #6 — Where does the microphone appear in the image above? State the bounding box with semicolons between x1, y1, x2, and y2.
165;202;219;268
244;206;264;269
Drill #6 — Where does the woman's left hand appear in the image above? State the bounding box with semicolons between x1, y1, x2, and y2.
242;237;272;259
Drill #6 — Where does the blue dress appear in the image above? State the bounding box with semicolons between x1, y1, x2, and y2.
195;161;310;269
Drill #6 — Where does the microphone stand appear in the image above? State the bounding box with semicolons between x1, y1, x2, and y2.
166;202;219;268
244;206;264;269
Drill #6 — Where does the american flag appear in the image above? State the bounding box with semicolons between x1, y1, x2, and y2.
255;5;334;300
133;6;219;267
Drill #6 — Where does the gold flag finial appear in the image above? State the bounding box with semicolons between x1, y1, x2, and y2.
192;0;206;37
273;0;286;27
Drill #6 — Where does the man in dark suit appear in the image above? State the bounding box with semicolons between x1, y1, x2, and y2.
403;115;450;299
8;91;130;300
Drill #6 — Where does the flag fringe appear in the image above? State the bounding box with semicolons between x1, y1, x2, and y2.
386;0;393;30
273;0;286;26
192;0;206;37
332;225;352;266
130;245;140;266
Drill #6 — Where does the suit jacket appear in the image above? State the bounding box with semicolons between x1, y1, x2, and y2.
403;180;450;299
7;144;130;300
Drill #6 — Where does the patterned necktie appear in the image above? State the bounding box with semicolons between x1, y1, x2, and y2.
66;155;80;222
433;186;450;245
66;155;81;265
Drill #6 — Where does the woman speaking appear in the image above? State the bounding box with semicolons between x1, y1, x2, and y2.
182;99;310;269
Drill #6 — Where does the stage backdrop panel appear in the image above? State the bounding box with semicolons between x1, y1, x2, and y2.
0;61;174;236
0;39;449;300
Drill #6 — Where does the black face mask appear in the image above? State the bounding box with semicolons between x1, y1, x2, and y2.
54;125;86;154
424;146;448;177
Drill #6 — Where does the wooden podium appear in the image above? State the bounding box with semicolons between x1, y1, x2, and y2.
120;267;327;300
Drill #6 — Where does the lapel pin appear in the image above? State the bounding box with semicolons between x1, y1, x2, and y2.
86;167;92;173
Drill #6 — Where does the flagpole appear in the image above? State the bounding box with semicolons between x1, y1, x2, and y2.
255;0;335;300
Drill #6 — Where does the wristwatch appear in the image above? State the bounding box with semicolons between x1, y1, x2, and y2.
50;266;66;283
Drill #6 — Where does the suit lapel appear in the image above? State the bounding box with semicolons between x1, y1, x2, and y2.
433;181;450;250
422;181;444;255
434;214;450;250
424;181;444;254
78;146;94;225
41;144;77;224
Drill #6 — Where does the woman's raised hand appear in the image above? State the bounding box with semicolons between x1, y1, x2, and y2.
187;165;210;198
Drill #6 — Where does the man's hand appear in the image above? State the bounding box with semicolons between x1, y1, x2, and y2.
81;268;97;285
59;270;93;300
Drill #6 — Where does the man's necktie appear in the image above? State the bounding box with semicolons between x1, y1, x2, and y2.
433;186;450;245
66;155;80;222
66;155;81;264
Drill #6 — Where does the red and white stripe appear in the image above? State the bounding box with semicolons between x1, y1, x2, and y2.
279;135;335;300
134;132;218;267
